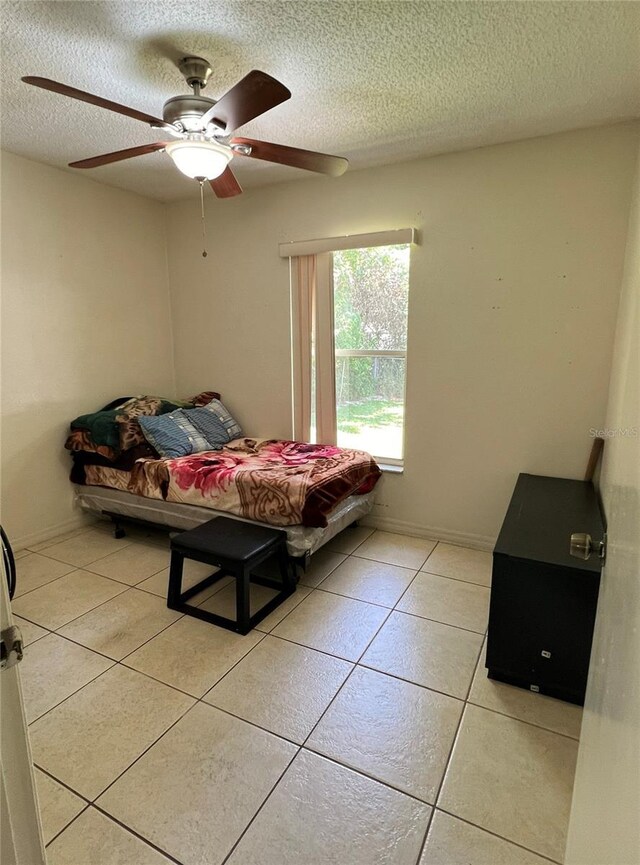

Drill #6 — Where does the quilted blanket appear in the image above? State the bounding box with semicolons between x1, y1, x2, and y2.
81;438;381;528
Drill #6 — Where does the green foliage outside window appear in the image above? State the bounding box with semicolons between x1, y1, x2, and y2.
334;245;409;404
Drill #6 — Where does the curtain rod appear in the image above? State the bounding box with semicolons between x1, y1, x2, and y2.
278;228;418;258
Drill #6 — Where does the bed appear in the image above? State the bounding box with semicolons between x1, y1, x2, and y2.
68;393;381;559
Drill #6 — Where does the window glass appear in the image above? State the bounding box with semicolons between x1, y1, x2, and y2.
333;245;410;461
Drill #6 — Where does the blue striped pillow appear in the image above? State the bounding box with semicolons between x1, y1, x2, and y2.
138;410;218;459
187;399;243;447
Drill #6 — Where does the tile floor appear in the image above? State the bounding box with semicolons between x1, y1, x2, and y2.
14;522;582;865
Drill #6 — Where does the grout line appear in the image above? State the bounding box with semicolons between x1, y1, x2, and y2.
438;645;484;777
22;533;170;585
351;550;434;571
28;574;393;853
27;593;280;733
14;615;53;637
418;566;492;588
391;599;487;633
253;585;319;634
271;592;392;665
25;525;97;553
15;558;167;601
28;536;135;566
391;564;423;611
35;614;297;862
299;665;360;750
219;746;301;865
354;661;468;703
265;627;356;663
82;560;169;584
27;527;575;864
194;639;279;697
34;764;91;805
292;593;396;753
43;803;92;849
56;609;187;665
13;569;77;601
41;652;438;859
35;638;565;865
433;807;563;864
299;743;434;806
388;606;488;636
252;587;315;633
120;632;268;703
464;700;582;742
415;806;436;865
309;584;397;611
14;574;131;627
298;555;348;590
423;540;440;563
47;583;132;629
323;525;375;557
198;698;302;747
89;699;198;803
27;656;117;727
24;619;201;730
115;661;212;701
21;633;49;649
136;572;230;603
413;635;484;864
256;627;476;709
275;554;489;636
210;546;385;860
77;804;186;865
17;561;227;639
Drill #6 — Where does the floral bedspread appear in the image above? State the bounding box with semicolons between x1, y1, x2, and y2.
82;438;381;528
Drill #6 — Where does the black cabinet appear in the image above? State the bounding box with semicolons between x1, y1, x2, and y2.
486;473;603;705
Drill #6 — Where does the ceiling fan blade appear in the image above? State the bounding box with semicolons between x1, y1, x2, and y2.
69;142;170;169
210;166;243;198
22;76;172;129
200;70;290;132
232;137;348;177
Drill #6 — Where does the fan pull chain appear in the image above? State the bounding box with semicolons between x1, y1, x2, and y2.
199;180;208;258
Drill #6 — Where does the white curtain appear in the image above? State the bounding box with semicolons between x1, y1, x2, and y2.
290;252;337;444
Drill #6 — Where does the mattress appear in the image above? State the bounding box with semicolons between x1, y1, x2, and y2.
74;484;375;558
74;437;380;530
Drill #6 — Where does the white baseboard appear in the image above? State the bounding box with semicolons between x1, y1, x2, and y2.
10;509;494;554
11;514;96;552
360;514;495;551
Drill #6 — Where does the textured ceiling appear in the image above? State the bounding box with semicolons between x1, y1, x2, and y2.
1;1;638;202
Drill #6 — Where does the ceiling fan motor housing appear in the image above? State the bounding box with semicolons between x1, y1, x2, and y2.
163;94;221;131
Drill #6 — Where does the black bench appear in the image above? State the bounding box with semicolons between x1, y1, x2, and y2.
167;517;296;635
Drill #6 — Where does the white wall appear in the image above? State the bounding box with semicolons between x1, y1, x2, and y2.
0;152;176;547
166;124;639;547
565;146;640;865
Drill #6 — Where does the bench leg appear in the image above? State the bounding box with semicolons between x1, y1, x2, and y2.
236;565;251;635
167;550;184;609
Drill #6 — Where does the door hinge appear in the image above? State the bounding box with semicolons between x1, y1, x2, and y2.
0;625;24;670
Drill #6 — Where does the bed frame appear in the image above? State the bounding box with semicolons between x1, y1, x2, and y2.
74;484;374;566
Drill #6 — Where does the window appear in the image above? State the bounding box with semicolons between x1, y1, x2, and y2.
285;229;415;465
334;245;410;461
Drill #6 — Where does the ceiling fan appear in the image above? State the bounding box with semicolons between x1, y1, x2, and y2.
21;56;349;198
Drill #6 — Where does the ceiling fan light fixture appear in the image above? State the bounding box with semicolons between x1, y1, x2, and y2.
165;139;231;180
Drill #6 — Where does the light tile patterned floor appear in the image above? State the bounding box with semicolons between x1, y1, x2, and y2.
15;523;580;865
